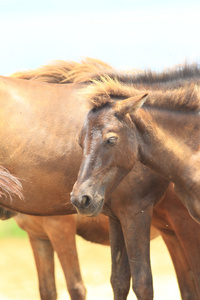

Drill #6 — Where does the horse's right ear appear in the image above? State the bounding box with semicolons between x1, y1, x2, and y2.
114;93;148;117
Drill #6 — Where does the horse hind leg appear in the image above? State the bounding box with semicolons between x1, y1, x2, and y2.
44;215;86;300
28;234;57;300
160;230;199;300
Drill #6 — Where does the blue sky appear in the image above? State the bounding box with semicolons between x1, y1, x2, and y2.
0;0;200;75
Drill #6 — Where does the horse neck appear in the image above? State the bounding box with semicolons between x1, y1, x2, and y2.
132;104;200;189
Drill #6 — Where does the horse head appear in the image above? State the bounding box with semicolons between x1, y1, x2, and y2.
70;93;148;216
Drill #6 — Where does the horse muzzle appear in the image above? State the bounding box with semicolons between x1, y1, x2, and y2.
70;189;104;217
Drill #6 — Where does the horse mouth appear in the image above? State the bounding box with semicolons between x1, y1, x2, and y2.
90;198;104;217
76;197;104;217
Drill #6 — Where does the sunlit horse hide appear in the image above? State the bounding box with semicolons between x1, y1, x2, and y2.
2;59;200;299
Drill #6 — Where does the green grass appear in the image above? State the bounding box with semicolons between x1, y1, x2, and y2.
0;218;27;238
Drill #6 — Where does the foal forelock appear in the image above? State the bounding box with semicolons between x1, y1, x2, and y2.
11;58;200;111
82;76;200;112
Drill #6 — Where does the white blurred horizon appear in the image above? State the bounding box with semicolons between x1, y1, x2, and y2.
0;0;200;75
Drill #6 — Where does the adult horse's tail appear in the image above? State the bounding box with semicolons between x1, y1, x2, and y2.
0;167;23;220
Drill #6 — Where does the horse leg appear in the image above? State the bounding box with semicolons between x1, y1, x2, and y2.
159;185;200;297
118;205;153;300
44;215;86;300
174;232;200;298
174;185;200;224
160;230;198;300
152;184;200;299
28;234;57;300
109;216;131;300
163;189;200;297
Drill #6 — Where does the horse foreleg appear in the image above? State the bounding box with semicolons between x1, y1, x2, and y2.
160;230;199;300
166;207;200;297
119;205;153;300
28;234;57;300
44;215;86;300
155;184;200;298
175;232;200;298
174;184;200;224
153;184;200;300
109;216;131;300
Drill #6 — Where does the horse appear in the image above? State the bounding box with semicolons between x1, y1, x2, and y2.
70;69;200;224
68;62;200;299
1;59;200;299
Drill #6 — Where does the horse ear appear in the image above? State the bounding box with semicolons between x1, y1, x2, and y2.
114;93;148;116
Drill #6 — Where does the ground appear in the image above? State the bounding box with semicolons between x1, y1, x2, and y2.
0;236;181;299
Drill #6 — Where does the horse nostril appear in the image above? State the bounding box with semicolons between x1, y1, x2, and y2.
81;195;91;208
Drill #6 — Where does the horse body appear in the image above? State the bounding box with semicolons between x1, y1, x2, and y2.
0;76;86;215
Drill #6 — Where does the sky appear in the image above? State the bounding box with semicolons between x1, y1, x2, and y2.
0;0;200;75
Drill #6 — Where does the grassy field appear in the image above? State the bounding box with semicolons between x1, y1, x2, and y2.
0;218;27;238
0;217;181;299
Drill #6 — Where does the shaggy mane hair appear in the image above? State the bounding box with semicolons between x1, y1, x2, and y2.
11;57;114;83
114;62;200;88
82;76;200;112
12;59;200;89
12;58;200;111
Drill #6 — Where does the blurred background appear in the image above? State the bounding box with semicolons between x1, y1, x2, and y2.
0;0;199;299
1;0;200;75
0;220;181;300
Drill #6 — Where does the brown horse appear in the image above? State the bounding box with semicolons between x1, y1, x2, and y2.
1;60;200;299
68;62;200;299
71;71;200;223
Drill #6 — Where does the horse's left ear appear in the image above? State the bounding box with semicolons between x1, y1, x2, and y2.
114;93;148;116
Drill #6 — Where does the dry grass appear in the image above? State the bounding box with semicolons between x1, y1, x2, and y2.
0;235;181;299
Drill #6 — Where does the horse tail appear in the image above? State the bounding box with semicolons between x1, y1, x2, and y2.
0;166;24;203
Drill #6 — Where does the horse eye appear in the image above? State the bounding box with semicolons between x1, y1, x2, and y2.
78;136;83;148
107;136;117;146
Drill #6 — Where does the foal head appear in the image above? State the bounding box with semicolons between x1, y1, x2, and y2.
70;80;148;216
